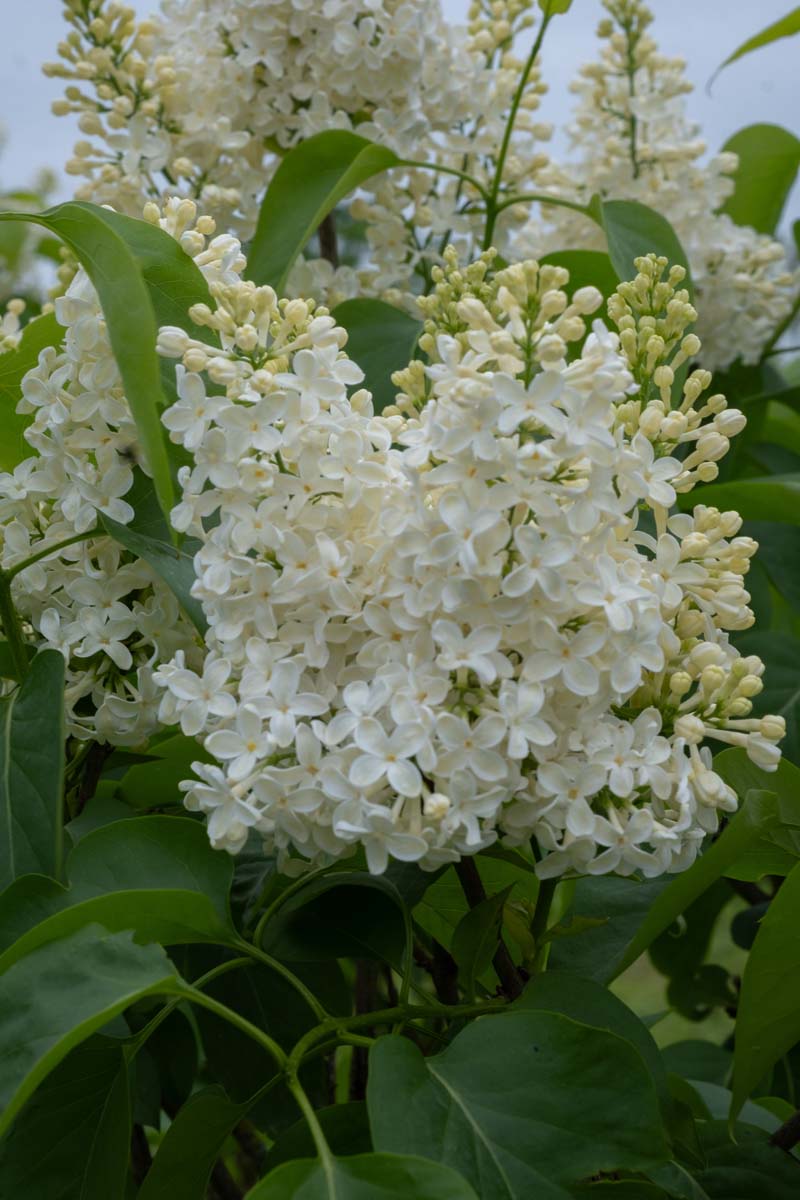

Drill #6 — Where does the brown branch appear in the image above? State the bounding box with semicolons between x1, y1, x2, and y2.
770;1107;800;1154
209;1161;244;1200
430;939;460;1005
455;858;523;999
130;1125;152;1187
76;741;114;816
318;212;339;268
729;878;769;906
233;1120;267;1189
349;960;379;1100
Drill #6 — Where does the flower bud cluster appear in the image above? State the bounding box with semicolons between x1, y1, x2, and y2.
517;0;799;369
607;254;747;492
0;299;27;353
151;244;783;879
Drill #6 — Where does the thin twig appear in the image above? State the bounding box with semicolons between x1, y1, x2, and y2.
770;1107;800;1153
318;212;339;268
209;1160;244;1200
455;858;523;999
130;1125;152;1187
350;960;379;1100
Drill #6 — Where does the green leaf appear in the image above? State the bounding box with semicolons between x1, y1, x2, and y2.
514;971;671;1118
0;1036;130;1200
547;875;668;983
248;131;399;292
647;1161;711;1200
596;199;691;292
116;730;213;810
332;298;421;413
85;206;214;336
0;648;65;891
608;790;779;980
714;749;800;832
0;641;34;681
261;872;407;965
745;522;800;614
756;403;800;465
732;859;800;1118
720;125;800;235
725;840;797;882
415;854;540;954
0;923;180;1138
648;880;731;995
100;511;206;634
451;886;512;996
0;311;62;471
690;1082;781;1134
734;631;800;764
0;815;235;970
137;1086;247;1200
661;1040;731;1086
539;0;572;12
713;8;800;77
0;203;178;520
540;250;620;302
694;1120;800;1198
184;950;335;1134
249;1153;479;1199
368;1012;669;1199
678;476;800;525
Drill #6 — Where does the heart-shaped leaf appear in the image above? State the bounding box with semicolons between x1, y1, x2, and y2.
0;815;235;970
247;1153;479;1199
0;923;181;1137
0;1036;130;1200
368;1011;669;1199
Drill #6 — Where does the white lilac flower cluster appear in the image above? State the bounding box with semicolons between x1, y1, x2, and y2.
47;0;798;366
516;0;798;369
45;0;551;298
45;0;478;223
152;241;783;878
0;199;243;743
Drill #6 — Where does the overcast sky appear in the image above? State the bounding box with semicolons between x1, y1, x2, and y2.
2;0;798;223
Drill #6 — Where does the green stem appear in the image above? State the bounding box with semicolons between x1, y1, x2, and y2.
530;877;558;973
398;901;414;1011
483;1;556;249
0;572;29;680
763;290;800;356
764;344;800;357
252;865;331;948
186;988;288;1071
622;18;640;179
399;158;488;199
286;1071;337;1178
5;527;103;581
127;956;252;1056
231;937;329;1022
493;192;592;219
288;999;505;1073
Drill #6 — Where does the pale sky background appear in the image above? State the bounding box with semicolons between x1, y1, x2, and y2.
1;0;798;223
